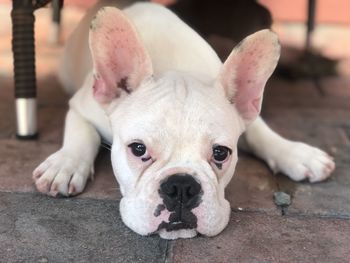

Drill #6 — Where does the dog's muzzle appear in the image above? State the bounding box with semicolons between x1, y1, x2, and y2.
158;174;202;231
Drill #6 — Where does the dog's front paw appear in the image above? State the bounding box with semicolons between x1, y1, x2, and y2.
268;142;335;183
33;150;94;196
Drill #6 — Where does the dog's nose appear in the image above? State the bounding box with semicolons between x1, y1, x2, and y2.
160;174;202;211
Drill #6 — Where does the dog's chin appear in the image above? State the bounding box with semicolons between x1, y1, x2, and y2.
158;228;197;239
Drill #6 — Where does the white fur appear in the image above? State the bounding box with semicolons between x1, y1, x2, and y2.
34;2;335;239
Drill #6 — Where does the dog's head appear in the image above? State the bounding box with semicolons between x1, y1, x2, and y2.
89;7;280;239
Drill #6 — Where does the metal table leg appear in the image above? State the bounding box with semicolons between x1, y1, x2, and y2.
306;0;316;50
12;0;38;139
11;0;52;139
49;0;64;44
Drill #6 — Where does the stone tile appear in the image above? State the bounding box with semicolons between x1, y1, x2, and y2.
37;75;69;107
263;78;320;111
263;107;350;129
0;77;15;139
36;105;67;144
0;139;120;200
278;177;350;218
263;77;350;111
0;192;167;263
80;149;121;200
266;77;320;99
226;153;279;214
171;212;350;263
0;103;14;139
319;76;350;97
0;139;59;193
260;103;350;217
262;108;350;153
277;144;350;217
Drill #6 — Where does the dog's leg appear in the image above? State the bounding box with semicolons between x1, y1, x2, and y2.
240;117;335;182
33;109;101;196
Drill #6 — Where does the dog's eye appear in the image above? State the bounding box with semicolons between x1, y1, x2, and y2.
128;142;151;161
128;142;147;157
212;145;232;163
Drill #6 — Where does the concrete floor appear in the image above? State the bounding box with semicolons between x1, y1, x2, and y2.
1;3;350;263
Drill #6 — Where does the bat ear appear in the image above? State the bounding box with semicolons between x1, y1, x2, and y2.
89;7;153;104
218;30;280;125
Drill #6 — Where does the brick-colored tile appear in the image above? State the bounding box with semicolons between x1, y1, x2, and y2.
37;75;69;107
277;144;350;217
0;139;119;200
226;153;279;214
80;149;120;200
263;77;350;111
319;76;350;97
262;108;350;152
261;85;350;218
263;78;320;111
36;106;67;144
0;140;59;193
171;212;350;263
0;77;15;139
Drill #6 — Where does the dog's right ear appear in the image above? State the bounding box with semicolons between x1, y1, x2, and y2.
89;7;153;104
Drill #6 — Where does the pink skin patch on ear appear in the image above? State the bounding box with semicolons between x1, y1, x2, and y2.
89;7;153;104
93;75;119;104
233;53;265;121
220;30;280;123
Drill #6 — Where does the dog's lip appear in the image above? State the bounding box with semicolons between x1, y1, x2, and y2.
157;219;197;232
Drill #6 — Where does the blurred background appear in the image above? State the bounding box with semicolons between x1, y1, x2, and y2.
1;0;350;79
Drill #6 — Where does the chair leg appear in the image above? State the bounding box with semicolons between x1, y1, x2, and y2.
48;0;63;44
306;0;316;50
11;0;38;139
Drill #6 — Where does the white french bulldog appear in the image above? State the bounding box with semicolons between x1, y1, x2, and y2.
33;2;335;239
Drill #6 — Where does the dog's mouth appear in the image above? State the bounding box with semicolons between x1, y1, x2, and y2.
150;209;198;239
156;213;199;239
157;218;196;232
158;221;193;231
156;207;198;232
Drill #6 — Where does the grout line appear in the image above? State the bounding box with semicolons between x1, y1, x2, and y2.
284;211;350;220
163;240;174;263
231;207;280;216
231;207;350;220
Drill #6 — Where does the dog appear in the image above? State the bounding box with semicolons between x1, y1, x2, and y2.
33;2;335;239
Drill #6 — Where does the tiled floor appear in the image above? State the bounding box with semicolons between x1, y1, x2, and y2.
1;3;350;262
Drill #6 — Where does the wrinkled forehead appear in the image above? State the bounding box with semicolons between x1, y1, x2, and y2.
111;73;244;144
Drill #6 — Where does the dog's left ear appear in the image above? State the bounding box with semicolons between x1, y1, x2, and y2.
218;29;280;125
89;7;153;104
